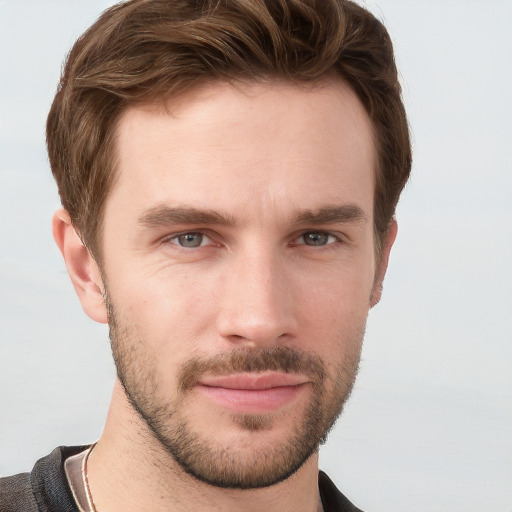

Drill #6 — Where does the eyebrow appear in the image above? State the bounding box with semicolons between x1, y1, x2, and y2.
138;203;367;229
138;206;236;228
293;204;368;225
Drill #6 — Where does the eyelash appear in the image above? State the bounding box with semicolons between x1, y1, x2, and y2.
166;231;216;249
163;230;343;250
292;231;341;247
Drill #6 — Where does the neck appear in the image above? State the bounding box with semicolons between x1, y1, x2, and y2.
87;380;323;512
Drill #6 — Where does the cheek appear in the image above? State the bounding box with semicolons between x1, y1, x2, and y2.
293;266;373;354
113;262;213;310
298;263;374;317
109;268;220;352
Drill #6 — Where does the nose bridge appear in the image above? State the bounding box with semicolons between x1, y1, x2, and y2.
217;241;297;345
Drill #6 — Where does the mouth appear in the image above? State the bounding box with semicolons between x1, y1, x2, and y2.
195;372;310;414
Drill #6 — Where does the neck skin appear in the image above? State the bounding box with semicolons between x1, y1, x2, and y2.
87;380;324;512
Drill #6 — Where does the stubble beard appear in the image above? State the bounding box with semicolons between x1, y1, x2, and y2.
106;295;364;490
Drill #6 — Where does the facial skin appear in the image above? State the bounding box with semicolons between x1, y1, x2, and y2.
54;78;396;498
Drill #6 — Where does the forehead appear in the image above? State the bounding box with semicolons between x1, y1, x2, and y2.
108;78;376;226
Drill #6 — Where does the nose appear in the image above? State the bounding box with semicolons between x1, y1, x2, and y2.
216;248;298;348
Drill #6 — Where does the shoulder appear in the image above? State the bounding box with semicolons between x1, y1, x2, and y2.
1;445;88;512
0;471;39;512
319;471;365;512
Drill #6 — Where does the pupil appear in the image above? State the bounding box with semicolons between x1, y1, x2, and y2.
305;232;328;246
179;233;202;247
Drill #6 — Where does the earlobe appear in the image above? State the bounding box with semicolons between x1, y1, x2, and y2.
52;209;108;324
370;218;398;308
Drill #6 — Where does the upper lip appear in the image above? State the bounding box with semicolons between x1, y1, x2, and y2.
197;372;309;390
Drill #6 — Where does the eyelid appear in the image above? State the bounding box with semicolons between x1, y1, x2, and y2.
159;228;345;249
163;229;217;248
292;230;343;246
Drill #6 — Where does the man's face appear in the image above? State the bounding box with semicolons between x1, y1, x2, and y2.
99;79;380;488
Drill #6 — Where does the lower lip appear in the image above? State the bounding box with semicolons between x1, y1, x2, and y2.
196;384;306;414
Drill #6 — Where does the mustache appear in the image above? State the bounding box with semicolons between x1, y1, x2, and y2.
178;346;326;392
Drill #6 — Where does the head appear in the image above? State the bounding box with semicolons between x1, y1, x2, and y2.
47;0;410;261
49;0;410;490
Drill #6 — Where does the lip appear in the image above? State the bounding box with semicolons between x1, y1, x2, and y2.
196;372;310;413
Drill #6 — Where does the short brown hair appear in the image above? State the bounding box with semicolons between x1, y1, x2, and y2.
47;0;411;259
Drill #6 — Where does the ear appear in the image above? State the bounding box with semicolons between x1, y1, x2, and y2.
52;209;108;324
370;218;398;308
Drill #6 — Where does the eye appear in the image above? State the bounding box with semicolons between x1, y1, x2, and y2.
169;232;212;248
295;231;339;246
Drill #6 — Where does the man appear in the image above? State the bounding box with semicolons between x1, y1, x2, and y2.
0;0;411;510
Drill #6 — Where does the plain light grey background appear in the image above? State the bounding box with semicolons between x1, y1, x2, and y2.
1;1;511;511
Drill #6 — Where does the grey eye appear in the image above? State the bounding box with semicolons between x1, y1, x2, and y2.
300;232;330;246
173;233;205;248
